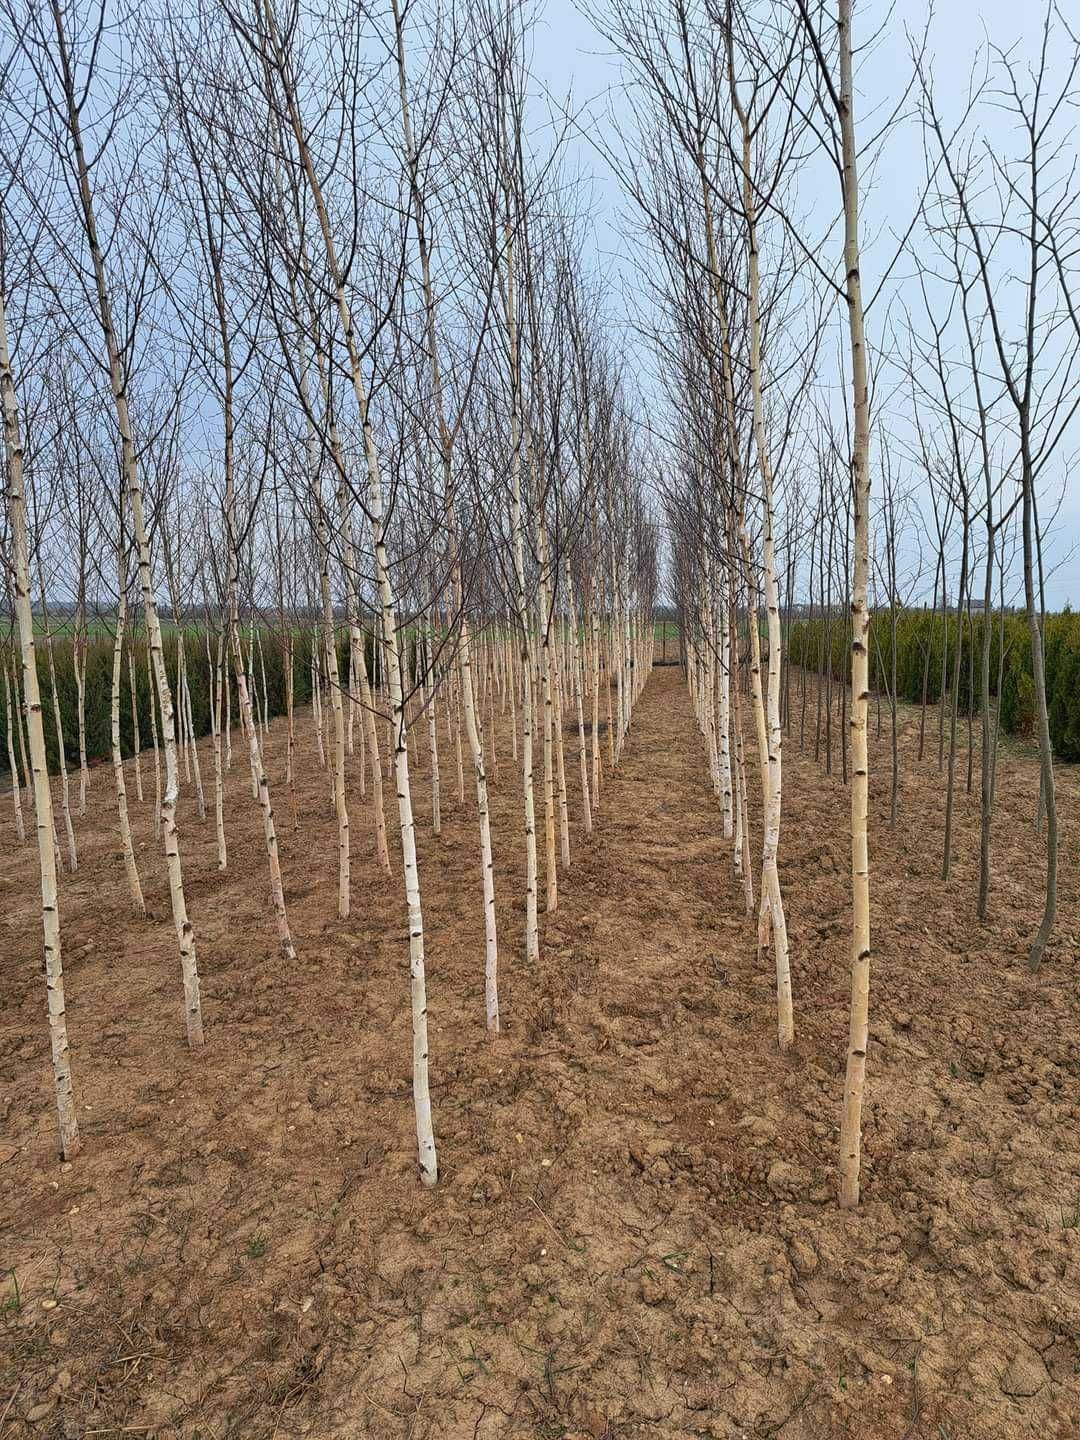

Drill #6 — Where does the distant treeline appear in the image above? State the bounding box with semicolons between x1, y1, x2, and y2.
787;607;1080;762
1;627;397;778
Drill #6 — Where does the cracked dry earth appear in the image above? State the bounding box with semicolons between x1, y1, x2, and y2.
1;663;1078;1439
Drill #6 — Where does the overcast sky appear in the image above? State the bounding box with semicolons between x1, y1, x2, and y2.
525;1;1079;608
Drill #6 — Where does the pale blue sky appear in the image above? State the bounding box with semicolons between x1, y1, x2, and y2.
526;1;1079;608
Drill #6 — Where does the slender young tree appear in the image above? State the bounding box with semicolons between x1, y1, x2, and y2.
34;0;204;1045
1;272;80;1159
792;0;874;1206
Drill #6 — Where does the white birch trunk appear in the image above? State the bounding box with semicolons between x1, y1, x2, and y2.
565;559;592;835
718;578;733;840
2;281;81;1159
74;630;88;816
835;0;873;1209
127;643;143;803
40;602;77;873
111;557;145;914
209;632;227;870
4;662;26;843
52;0;203;1045
269;8;437;1179
146;631;162;841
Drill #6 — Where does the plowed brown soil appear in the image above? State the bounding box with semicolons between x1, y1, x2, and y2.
1;664;1077;1439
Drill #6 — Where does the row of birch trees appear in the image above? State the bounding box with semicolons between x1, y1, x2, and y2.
0;0;657;1183
3;0;1074;1211
601;0;1074;1208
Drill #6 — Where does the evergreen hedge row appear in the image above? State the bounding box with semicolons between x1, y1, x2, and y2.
786;608;1080;761
1;625;401;779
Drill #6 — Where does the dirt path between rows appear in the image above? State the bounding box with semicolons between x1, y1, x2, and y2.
1;663;1077;1439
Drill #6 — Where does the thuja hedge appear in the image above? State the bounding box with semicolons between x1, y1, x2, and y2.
1;625;409;778
786;607;1080;762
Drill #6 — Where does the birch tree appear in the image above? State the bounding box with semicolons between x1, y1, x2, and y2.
22;0;205;1045
0;261;80;1159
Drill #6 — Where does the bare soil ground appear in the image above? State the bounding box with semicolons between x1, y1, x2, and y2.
1;665;1077;1439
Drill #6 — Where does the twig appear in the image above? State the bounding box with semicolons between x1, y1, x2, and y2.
527;1194;578;1256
